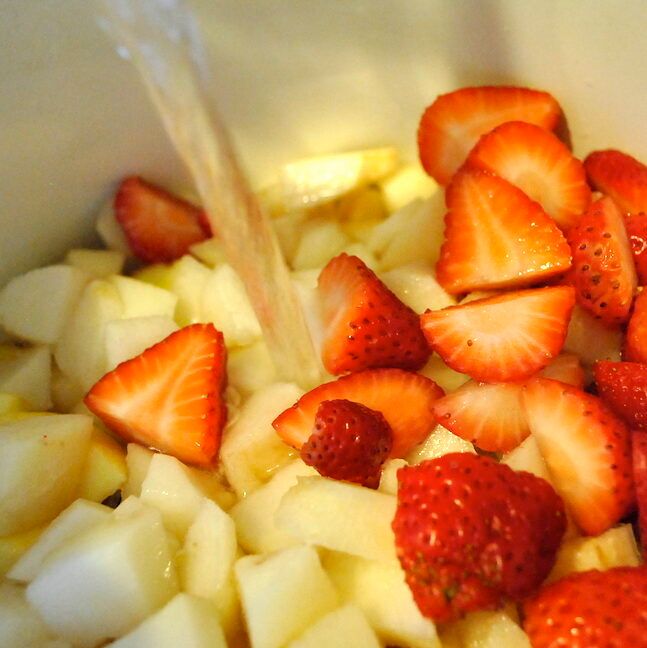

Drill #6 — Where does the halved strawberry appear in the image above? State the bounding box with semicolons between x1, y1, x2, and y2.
633;430;647;554
584;149;647;215
115;176;211;263
465;121;590;229
522;377;634;536
85;323;227;468
318;253;429;374
594;360;647;429
625;212;647;284
435;169;571;294
272;368;444;458
431;353;584;453
566;195;637;324
420;286;575;383
300;399;392;488
418;86;562;185
625;291;647;363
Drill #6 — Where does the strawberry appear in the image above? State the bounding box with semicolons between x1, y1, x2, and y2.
522;377;634;535
633;430;647;554
625;212;647;284
465;121;590;229
523;566;647;648
317;253;429;374
85;323;227;468
594;360;647;429
115;176;211;263
420;286;575;383
300;399;392;488
435;169;571;294
272;368;444;458
625;291;647;363
418;86;562;185
584;149;647;215
392;454;566;622
566;195;637;324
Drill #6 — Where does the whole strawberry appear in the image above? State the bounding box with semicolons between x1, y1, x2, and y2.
523;566;647;647
594;360;647;429
392;453;566;622
300;399;392;488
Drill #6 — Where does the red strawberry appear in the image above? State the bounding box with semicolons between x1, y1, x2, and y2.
584;149;647;215
522;377;634;535
539;352;585;388
300;399;392;488
566;195;637;324
431;354;584;453
625;212;647;284
594;360;647;429
523;566;647;648
625;291;647;363
633;430;647;554
392;453;566;622
272;368;443;458
465;121;590;229
418;86;561;185
115;176;211;263
318;253;429;374
85;323;227;468
420;286;575;383
435;169;571;294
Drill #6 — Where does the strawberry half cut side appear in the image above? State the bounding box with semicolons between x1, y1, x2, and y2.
85;323;227;468
273;368;444;458
421;286;575;383
418;86;562;185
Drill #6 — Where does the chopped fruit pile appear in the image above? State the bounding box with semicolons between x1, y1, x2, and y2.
1;83;647;648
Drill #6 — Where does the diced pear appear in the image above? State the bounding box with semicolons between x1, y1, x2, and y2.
322;550;441;648
547;523;641;582
54;279;124;390
378;458;408;495
292;218;350;270
0;581;57;647
406;424;476;465
201;264;262;347
381;262;455;313
110;593;227;648
95;198;131;254
0;391;31;416
50;367;85;413
77;427;127;503
272;210;309;265
339;242;381;271
280;147;399;209
379;162;439;213
235;545;339;648
221;382;302;497
104;315;178;371
65;248;126;278
178;499;239;637
108;274;178;319
440;610;531;648
335;185;388;223
502;435;553;481
418;354;470;393
0;414;93;535
0;265;89;345
0;344;52;410
276;476;398;562
0;526;43;577
231;460;317;555
227;341;278;396
189;237;228;268
291;270;326;359
288;604;380;648
122;443;155;498
140;453;230;538
26;504;178;647
135;255;211;326
8;499;111;583
367;194;445;270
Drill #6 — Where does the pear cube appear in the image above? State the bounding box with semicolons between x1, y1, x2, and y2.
0;344;52;410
